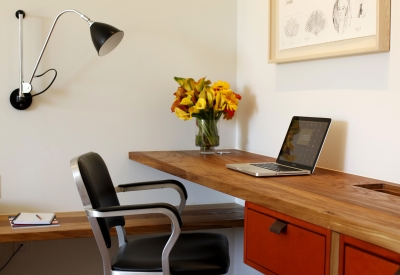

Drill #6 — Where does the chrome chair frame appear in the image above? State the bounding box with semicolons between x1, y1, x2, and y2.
71;155;187;275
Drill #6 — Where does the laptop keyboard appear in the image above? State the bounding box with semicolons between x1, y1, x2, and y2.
250;163;303;172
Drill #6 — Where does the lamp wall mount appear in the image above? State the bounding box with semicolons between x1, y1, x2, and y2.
10;9;124;110
15;10;25;19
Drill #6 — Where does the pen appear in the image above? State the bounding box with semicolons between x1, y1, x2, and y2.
13;213;21;221
36;214;42;220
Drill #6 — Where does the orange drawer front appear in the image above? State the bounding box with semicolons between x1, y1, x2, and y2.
343;246;399;275
245;203;328;275
339;235;400;275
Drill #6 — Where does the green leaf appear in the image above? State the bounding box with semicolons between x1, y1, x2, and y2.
174;77;186;86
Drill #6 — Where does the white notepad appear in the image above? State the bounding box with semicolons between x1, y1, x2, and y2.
13;212;55;225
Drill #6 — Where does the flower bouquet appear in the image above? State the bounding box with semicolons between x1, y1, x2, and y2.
171;77;241;153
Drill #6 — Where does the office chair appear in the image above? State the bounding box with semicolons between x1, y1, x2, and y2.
70;152;230;275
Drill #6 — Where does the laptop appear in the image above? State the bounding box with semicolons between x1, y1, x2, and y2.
226;116;331;177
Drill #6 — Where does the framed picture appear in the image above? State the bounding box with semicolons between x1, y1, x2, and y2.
269;0;391;63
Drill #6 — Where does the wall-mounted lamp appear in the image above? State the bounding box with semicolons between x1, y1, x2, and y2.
10;10;124;110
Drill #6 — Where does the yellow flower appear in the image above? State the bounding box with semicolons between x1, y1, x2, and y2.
185;90;195;98
214;91;226;111
180;95;193;106
224;90;239;111
205;87;215;107
174;107;192;120
189;106;200;115
195;98;206;110
183;78;195;92
212;80;230;91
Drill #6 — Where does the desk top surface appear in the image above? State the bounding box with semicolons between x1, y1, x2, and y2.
129;150;400;253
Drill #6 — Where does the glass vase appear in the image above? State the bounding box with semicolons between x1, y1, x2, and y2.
195;118;220;154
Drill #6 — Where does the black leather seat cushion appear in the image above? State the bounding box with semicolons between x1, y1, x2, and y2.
112;232;230;275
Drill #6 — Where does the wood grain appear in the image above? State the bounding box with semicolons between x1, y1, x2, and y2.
129;150;400;254
0;203;243;243
330;232;340;275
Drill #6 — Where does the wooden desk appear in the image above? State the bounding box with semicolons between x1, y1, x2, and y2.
129;150;400;255
0;203;244;243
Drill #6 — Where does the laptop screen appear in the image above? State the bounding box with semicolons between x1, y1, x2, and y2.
277;116;331;172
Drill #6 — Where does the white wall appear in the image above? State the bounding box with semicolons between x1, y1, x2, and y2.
237;0;400;185
0;1;239;274
235;1;399;274
0;0;237;214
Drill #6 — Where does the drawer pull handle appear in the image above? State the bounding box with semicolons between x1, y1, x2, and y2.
394;269;400;275
269;220;288;235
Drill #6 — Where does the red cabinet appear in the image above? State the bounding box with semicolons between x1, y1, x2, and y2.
244;202;331;275
339;235;400;275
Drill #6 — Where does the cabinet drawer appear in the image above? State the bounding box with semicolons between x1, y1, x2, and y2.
343;246;399;275
340;235;400;275
245;202;329;275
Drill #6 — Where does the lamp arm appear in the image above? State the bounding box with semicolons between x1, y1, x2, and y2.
28;9;94;84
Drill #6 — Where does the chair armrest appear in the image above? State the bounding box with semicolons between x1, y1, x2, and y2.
116;179;188;199
115;179;187;214
86;202;182;228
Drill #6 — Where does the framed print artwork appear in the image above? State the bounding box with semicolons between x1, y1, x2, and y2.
269;0;391;63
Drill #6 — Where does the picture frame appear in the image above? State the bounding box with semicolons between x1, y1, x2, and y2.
269;0;391;64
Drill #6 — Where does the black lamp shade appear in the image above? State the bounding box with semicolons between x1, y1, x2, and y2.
90;22;124;56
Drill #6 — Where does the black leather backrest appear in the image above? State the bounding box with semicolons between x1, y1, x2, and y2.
77;152;125;248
